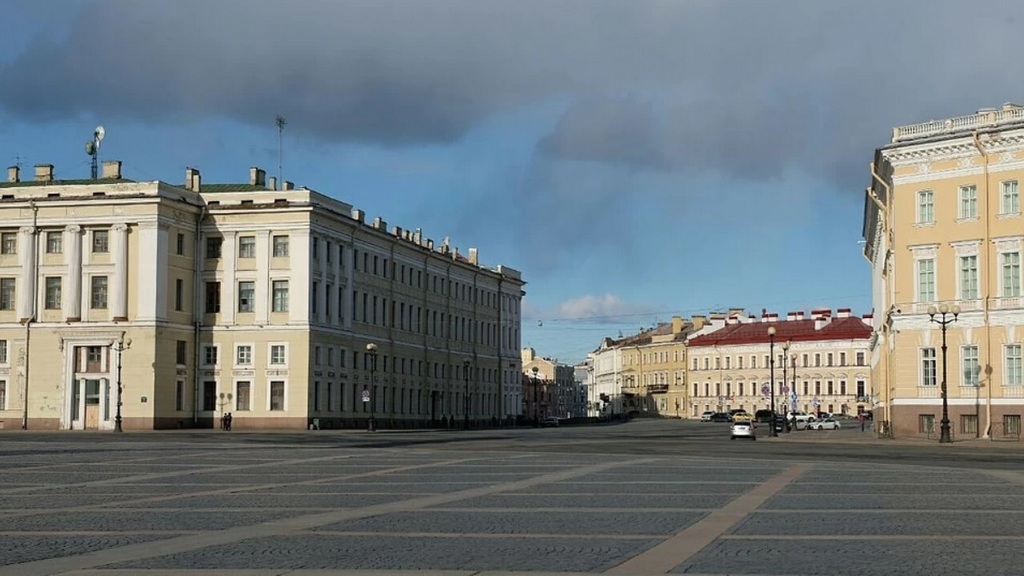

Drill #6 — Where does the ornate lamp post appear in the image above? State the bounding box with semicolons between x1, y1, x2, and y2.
365;342;378;432
928;303;960;443
463;359;471;430
791;352;798;418
768;326;777;437
781;340;790;432
531;366;539;427
112;336;132;432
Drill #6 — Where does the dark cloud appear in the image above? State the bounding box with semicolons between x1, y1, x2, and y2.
2;0;1022;183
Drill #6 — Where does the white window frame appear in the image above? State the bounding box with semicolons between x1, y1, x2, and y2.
1006;344;1023;387
269;343;288;366
46;231;62;254
1001;251;1021;298
202;345;220;367
958;184;978;220
92;229;109;253
958;254;979;301
1001;180;1020;216
921;347;937;387
235;380;252;412
238;235;256;258
267;378;287;411
238;280;255;313
272;235;289;257
235;344;253;366
917;189;934;224
0;339;8;365
271;279;289;312
0;232;16;255
0;379;6;410
911;245;939;303
961;345;980;387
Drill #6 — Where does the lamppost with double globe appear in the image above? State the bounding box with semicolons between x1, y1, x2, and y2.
928;303;960;443
463;359;471;430
112;336;132;432
531;366;539;427
768;326;777;436
365;342;378;432
791;352;798;420
781;340;791;432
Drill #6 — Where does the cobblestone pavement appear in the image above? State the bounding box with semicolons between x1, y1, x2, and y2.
1;419;1023;576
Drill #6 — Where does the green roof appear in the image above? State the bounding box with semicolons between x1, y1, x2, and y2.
0;177;135;189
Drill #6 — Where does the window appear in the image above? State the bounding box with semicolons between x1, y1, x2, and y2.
312;238;319;260
236;381;251;411
962;345;980;386
961;414;979;436
856;352;865;366
1002;180;1020;215
238;281;255;312
959;185;978;219
272;235;289;257
236;345;252;366
1003;252;1021;297
0;340;7;364
0;380;7;410
839;352;847;366
269;381;285;411
921;348;937;386
311;281;319;314
205;282;221;313
917;190;934;224
92;230;109;253
176;340;187;365
1005;414;1022;437
918;414;935;434
917;258;935;302
174;278;184;311
959;255;978;300
238;235;255;258
175;380;185;411
202;381;216;411
45;231;62;254
0;232;16;255
270;344;286;365
176;232;185;255
206;237;223;258
44;277;61;309
1006;345;1022;387
272;280;288;312
0;278;14;310
203;345;218;366
90;276;108;309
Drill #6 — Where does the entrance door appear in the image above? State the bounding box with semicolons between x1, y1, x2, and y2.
84;379;101;429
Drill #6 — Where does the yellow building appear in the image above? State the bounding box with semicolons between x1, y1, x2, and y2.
0;162;524;430
617;316;692;418
864;103;1024;439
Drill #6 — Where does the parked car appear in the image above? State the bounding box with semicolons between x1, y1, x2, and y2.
709;412;732;422
730;421;756;440
810;418;841;430
753;409;775;423
540;416;560;427
700;411;715;422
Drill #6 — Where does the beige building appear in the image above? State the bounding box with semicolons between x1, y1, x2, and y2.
0;161;524;431
521;348;577;420
864;103;1024;438
686;309;872;418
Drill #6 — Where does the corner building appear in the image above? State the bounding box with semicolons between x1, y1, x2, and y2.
0;162;524;430
864;104;1024;438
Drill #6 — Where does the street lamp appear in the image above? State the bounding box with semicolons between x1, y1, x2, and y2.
112;336;132;432
768;326;777;437
781;340;790;433
791;352;798;418
928;303;960;443
365;342;378;432
531;366;539;427
463;359;471;430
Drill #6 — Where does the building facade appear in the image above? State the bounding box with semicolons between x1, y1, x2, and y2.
0;162;524;430
864;104;1024;438
687;309;872;419
521;348;577;420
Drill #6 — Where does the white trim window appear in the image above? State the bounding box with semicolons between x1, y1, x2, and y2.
917;190;934;224
1006;344;1023;387
1002;180;1020;216
269;379;286;411
236;380;252;411
921;348;937;387
917;258;935;302
46;231;62;254
959;255;979;300
272;235;289;257
235;344;253;366
269;344;287;366
0;379;6;410
238;235;256;258
238;281;255;313
203;345;219;367
0;339;8;365
959;185;978;219
1002;252;1021;297
961;345;980;386
272;280;289;312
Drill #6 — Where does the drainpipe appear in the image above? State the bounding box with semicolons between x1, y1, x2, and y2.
191;205;207;425
21;200;38;429
971;130;994;439
869;162;894;431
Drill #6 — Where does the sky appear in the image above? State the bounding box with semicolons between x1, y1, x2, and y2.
1;0;1022;365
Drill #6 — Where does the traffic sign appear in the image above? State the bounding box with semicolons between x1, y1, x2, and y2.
781;385;789;394
812;398;820;407
761;384;770;395
362;390;370;403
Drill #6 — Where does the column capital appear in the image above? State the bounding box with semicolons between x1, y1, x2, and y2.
65;224;82;234
19;226;35;235
111;223;128;233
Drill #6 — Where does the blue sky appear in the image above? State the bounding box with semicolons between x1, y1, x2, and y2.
2;0;1022;364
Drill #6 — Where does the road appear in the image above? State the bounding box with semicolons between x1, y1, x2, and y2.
0;418;1022;576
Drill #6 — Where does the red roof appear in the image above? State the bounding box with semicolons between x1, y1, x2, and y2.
687;316;871;347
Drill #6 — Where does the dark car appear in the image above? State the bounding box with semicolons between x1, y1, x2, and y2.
709;412;732;422
754;409;775;423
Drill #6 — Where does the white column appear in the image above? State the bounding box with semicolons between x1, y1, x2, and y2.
111;223;128;321
342;244;354;329
255;230;271;324
290;229;310;324
221;232;237;324
136;221;166;322
17;226;36;321
64;225;83;321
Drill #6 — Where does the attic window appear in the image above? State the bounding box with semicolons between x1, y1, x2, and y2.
1;194;13;200
92;192;106;197
240;199;253;205
47;193;59;198
208;201;220;206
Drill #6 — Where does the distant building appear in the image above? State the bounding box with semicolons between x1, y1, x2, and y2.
521;348;576;419
0;161;524;430
864;104;1024;438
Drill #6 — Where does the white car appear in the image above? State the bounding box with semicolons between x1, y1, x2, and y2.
810;418;841;430
730;421;756;440
700;411;715;422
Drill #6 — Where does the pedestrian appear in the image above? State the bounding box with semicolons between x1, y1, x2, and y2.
225;412;233;431
859;413;865;432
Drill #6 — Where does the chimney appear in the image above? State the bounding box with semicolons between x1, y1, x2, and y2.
6;166;18;183
268;176;277;191
426;239;434;250
249;167;266;187
727;316;739;325
351;209;365;223
787;311;797;321
373;217;386;230
768;313;779;322
814;314;832;330
282;181;294;191
392;226;403;238
671;316;683;334
862;313;873;325
34;164;54;182
468;247;478;265
837;308;852;319
101;160;122;180
796;311;805;320
691;315;706;330
185;167;201;192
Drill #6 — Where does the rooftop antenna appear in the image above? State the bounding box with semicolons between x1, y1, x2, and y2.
275;115;287;190
85;126;105;179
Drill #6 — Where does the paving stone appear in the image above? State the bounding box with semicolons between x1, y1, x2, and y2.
764;493;1024;510
515;482;755;495
781;482;1014;495
441;493;735;509
731;511;1024;536
247;482;490;494
0;510;306;532
0;535;170;567
113;493;405;509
